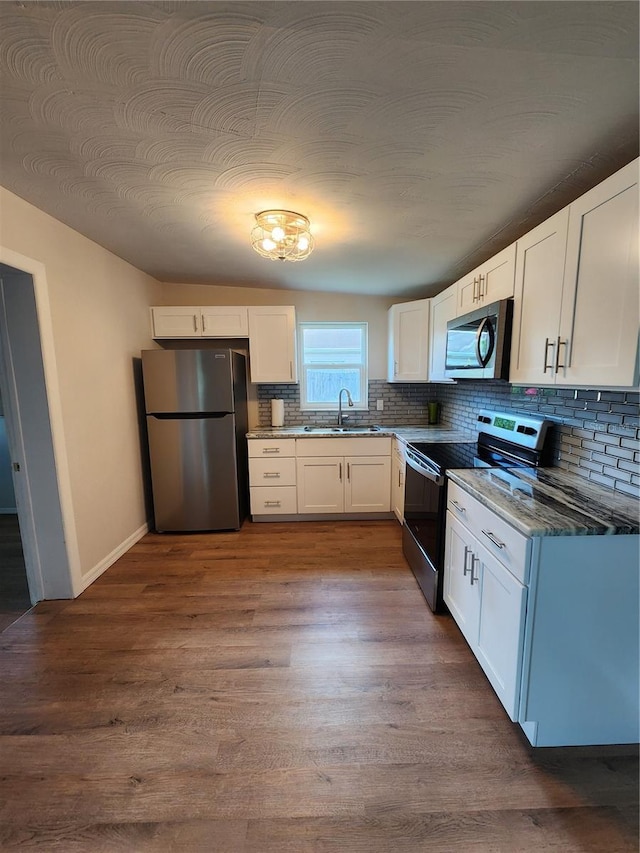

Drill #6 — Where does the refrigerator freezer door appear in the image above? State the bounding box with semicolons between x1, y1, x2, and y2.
142;349;235;414
147;413;241;531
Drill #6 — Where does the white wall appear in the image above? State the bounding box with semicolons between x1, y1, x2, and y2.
159;282;397;380
0;186;163;590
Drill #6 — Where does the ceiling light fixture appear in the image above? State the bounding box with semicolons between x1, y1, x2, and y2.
251;209;314;262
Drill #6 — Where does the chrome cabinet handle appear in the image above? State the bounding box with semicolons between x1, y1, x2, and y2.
262;447;280;454
194;314;199;332
472;277;478;302
263;472;280;478
451;499;466;513
482;529;505;549
542;337;556;373
339;462;343;481
264;500;281;507
470;555;480;585
478;274;485;300
463;545;472;577
289;360;293;379
555;337;568;373
347;462;351;481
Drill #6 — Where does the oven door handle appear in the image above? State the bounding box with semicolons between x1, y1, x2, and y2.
405;452;444;485
475;316;495;368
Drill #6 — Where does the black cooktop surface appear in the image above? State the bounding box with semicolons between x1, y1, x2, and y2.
407;440;535;473
408;441;480;472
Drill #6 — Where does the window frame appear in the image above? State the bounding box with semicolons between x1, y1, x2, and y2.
298;321;369;411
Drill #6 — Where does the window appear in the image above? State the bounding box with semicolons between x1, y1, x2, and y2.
299;322;368;410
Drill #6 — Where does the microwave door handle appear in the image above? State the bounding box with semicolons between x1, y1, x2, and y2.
475;316;495;367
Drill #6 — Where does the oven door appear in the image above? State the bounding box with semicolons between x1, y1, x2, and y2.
402;452;447;612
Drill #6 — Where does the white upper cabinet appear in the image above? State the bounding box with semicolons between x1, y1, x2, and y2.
151;306;202;338
428;283;458;382
510;158;639;388
558;159;639;387
457;244;516;315
387;298;430;382
201;306;249;337
510;208;570;385
151;306;248;338
248;305;298;384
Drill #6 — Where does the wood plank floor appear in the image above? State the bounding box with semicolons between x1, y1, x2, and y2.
0;520;637;852
0;513;31;633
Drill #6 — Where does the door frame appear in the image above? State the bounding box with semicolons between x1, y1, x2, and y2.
0;246;80;600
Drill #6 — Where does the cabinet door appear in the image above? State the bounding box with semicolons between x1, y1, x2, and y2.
388;300;430;382
151;307;201;338
456;270;479;315
478;243;516;305
391;450;405;522
428;285;458;381
510;209;569;384
202;306;249;337
345;456;391;512
559;159;639;387
296;457;344;513
475;540;527;722
444;512;480;647
248;306;297;383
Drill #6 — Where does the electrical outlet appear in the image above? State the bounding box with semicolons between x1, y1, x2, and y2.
376;399;384;411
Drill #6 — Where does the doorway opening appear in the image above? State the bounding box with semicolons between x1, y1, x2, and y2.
0;256;76;625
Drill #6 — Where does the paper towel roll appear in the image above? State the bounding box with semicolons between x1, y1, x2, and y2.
271;398;284;427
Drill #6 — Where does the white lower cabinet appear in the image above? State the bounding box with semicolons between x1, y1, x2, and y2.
391;439;406;522
297;455;391;514
249;436;392;518
445;479;639;746
444;512;525;720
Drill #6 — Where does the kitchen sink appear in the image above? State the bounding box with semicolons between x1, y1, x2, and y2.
302;424;381;433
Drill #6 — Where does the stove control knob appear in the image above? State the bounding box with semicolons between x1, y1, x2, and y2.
517;425;537;435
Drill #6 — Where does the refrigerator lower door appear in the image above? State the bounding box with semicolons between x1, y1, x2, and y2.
147;413;241;531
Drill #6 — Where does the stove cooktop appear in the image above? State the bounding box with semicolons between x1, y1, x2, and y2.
407;440;538;474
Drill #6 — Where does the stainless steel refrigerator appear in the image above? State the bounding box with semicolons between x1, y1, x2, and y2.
141;349;248;532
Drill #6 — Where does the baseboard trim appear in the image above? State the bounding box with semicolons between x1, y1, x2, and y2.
77;522;149;594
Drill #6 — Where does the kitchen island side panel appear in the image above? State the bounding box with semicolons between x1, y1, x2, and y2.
520;534;639;747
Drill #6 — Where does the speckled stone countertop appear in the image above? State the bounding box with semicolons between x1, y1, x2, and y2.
448;467;639;537
246;425;474;443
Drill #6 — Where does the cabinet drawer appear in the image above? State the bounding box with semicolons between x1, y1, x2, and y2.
447;481;530;584
250;486;297;515
248;439;296;458
249;457;296;486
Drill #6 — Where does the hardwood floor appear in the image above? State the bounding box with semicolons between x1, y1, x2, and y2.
0;513;31;633
0;520;637;851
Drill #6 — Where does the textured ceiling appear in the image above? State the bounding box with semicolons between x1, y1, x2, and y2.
0;1;638;297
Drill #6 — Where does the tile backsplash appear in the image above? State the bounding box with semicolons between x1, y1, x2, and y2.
257;380;640;497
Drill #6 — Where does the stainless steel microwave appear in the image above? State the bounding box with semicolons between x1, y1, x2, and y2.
445;299;513;380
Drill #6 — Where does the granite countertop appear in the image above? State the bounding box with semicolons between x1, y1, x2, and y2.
448;467;639;537
246;424;474;443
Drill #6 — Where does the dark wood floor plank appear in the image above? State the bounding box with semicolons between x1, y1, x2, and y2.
0;518;636;851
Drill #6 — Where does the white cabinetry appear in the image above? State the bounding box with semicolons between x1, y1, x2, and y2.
456;244;516;315
151;306;249;338
248;439;297;516
428;284;457;382
445;479;639;746
559;159;639;387
510;209;569;384
510;158;639;387
444;487;527;720
248;306;297;384
387;299;430;382
297;437;391;515
391;438;406;522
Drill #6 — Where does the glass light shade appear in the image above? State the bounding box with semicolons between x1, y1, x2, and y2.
251;210;314;261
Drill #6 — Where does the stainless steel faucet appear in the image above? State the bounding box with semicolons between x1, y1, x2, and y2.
337;387;354;425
